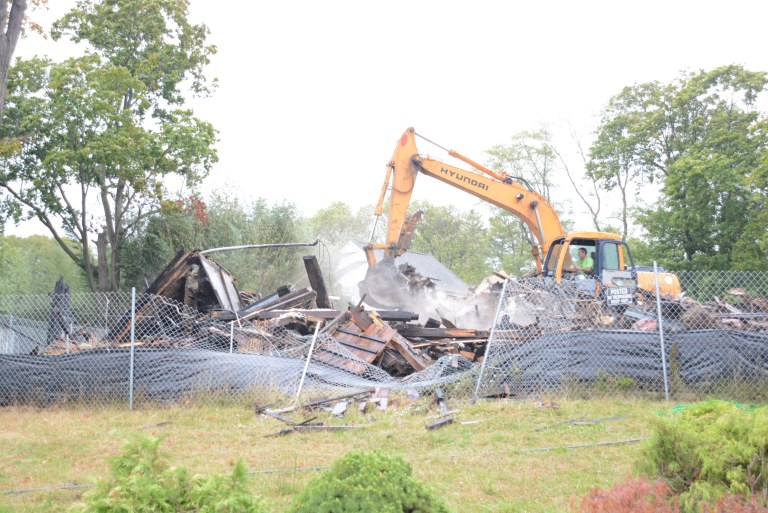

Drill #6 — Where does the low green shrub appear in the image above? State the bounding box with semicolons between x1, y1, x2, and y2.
286;449;451;513
640;400;768;512
71;436;268;513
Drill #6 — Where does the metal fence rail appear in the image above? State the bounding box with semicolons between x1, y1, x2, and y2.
0;269;766;408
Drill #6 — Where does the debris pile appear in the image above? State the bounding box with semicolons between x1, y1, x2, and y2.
33;248;768;381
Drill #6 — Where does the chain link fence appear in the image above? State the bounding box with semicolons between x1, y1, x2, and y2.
477;270;768;402
0;270;766;408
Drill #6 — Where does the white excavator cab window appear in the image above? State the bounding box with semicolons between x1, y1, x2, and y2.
546;240;565;273
602;242;631;271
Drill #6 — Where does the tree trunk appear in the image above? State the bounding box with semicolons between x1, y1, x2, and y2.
97;230;109;291
0;0;27;123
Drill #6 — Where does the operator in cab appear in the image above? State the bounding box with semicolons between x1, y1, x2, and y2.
573;247;594;276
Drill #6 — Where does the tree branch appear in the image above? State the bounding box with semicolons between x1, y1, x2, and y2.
0;182;84;266
56;182;84;238
553;138;602;232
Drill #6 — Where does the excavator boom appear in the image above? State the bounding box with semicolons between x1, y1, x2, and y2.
364;127;563;271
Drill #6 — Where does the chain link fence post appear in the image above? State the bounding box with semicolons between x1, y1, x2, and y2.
129;287;136;411
654;262;671;401
472;279;510;404
294;321;323;407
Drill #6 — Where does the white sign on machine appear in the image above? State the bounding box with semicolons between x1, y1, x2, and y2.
605;286;634;306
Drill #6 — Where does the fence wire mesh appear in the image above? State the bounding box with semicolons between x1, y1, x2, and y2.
0;269;766;408
478;270;768;402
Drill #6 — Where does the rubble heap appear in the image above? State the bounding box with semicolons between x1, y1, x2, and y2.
38;250;768;380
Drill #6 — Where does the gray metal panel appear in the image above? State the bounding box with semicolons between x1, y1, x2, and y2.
198;255;242;312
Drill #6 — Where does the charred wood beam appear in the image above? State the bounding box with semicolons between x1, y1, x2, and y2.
334;327;388;344
387;332;430;371
411;338;488;349
303;255;331;308
396;327;490;339
347;306;373;330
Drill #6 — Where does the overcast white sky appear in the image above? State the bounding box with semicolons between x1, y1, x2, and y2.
13;0;768;236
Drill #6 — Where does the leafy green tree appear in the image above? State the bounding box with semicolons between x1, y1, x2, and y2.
486;210;538;277
219;197;306;293
485;128;557;202
0;235;87;294
409;200;492;285
307;201;371;246
119;196;203;290
482;128;581;276
122;193;307;296
0;0;217;291
590;65;768;270
0;0;42;123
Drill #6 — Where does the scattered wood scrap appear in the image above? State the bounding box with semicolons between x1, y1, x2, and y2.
426;388;457;430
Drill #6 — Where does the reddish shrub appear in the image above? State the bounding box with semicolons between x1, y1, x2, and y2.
703;494;768;513
573;478;768;513
573;477;679;513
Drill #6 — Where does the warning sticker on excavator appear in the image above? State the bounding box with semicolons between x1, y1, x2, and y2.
605;287;634;306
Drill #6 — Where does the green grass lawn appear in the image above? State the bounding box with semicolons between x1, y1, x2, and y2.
0;397;671;512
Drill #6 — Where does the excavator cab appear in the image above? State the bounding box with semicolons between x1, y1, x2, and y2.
542;234;638;305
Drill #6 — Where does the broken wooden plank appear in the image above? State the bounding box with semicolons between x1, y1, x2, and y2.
411;339;487;349
264;424;371;438
426;417;454;430
319;310;350;334
312;346;370;375
347;306;374;330
248;309;342;321
396;326;490;339
387;332;430;371
299;390;374;410
239;288;317;321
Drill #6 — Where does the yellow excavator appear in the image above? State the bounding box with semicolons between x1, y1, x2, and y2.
361;127;681;308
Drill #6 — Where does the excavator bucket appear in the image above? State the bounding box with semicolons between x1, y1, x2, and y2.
358;259;410;309
358;259;436;310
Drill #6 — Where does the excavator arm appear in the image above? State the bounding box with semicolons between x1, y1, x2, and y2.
364;127;564;271
361;127;682;310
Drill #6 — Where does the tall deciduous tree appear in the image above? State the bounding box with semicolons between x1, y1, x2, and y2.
121;193;306;296
482;129;584;274
485;209;538;277
485;129;557;202
0;234;87;294
307;201;371;246
0;0;218;291
409;201;492;285
590;65;768;270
